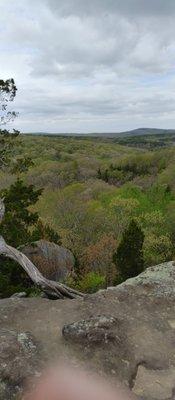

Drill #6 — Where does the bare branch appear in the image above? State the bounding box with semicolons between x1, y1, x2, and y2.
0;235;84;300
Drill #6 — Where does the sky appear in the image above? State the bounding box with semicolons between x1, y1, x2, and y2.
1;0;175;133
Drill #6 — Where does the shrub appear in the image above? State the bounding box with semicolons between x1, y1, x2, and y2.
67;272;106;294
143;233;173;267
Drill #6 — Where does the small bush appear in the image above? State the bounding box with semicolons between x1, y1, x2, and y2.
66;272;106;294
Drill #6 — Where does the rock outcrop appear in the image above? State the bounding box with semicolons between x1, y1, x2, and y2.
0;261;175;399
62;315;121;344
21;239;75;281
0;330;41;399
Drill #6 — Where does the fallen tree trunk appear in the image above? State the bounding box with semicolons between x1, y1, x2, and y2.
0;236;84;299
0;199;84;299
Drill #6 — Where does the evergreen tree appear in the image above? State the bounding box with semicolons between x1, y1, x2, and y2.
0;179;61;247
114;219;145;281
0;179;42;247
0;179;61;297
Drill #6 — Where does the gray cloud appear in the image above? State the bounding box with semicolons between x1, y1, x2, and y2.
1;0;175;132
46;0;175;17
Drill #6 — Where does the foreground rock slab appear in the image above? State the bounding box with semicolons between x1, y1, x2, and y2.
0;330;41;399
0;261;175;399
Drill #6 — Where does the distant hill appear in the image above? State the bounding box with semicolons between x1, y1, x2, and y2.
26;128;175;138
90;128;175;138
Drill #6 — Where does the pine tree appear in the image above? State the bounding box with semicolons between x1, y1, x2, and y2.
114;219;144;281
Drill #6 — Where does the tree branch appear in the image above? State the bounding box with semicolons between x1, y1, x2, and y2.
0;199;83;299
0;236;84;299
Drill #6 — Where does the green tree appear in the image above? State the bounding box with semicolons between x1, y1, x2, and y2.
0;179;61;297
143;233;173;267
0;79;33;172
0;179;60;248
0;179;42;246
114;219;145;281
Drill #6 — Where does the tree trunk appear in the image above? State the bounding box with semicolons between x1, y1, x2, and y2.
0;199;84;299
0;236;84;299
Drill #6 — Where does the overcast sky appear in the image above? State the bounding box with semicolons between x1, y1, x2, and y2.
1;0;175;133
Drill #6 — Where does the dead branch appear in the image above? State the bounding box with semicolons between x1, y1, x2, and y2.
0;198;83;299
0;236;84;299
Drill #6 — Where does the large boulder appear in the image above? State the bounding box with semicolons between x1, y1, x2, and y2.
0;261;175;399
21;240;75;281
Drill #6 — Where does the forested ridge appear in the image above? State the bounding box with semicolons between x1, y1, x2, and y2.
1;126;175;295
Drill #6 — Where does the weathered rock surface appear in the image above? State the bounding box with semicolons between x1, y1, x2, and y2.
63;315;121;344
0;261;175;399
21;239;75;281
0;330;41;399
133;366;175;400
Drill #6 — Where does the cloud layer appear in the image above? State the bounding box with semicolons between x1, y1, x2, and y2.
1;0;175;132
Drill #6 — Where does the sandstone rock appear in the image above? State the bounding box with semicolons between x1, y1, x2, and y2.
0;261;175;399
21;239;75;281
0;329;41;399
